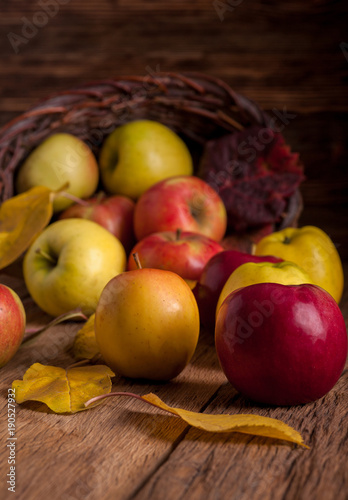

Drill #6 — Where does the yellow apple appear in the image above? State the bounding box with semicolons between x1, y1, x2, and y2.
23;219;126;317
95;267;200;380
16;133;99;212
216;261;314;314
99;120;193;199
254;226;344;303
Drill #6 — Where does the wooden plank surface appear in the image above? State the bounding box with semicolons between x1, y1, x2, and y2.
0;263;347;500
0;1;347;113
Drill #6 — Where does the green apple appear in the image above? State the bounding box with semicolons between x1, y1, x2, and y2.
95;265;200;380
23;219;126;317
99;120;193;199
15;133;99;212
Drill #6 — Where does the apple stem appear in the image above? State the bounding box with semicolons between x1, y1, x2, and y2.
283;236;292;245
60;192;90;206
96;191;106;203
176;228;182;241
132;252;142;269
35;248;57;265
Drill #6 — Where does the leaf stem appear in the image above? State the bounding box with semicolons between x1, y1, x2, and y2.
60;192;90;206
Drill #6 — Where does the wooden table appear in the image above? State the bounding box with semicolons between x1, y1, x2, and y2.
0;1;347;499
0;262;347;500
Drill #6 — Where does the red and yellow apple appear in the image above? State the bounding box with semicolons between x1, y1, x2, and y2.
133;176;227;241
99;120;193;199
127;230;224;281
215;282;348;405
59;193;135;253
23;219;126;317
15;133;99;212
0;284;26;367
216;260;314;314
95;267;200;380
193;250;282;330
254;225;344;303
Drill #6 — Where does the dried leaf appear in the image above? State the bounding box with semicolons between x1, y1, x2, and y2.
12;362;114;413
0;186;54;269
23;308;88;345
85;391;308;448
72;313;101;360
199;127;304;232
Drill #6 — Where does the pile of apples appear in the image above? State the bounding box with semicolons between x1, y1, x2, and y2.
1;119;347;407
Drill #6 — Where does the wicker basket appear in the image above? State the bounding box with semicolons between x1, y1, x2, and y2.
0;72;303;237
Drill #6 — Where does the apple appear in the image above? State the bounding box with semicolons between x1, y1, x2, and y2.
127;230;224;281
216;260;314;314
193;250;282;330
215;283;348;405
221;224;274;254
134;176;227;242
99;120;193;199
254;225;344;303
23;219;126;317
95;263;200;380
59;192;135;253
0;284;26;367
15;133;99;213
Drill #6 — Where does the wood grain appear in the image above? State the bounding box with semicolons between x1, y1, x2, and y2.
0;1;347;113
0;263;347;500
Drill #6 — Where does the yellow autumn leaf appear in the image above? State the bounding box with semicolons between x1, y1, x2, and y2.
142;393;308;447
12;362;115;413
85;392;308;448
73;313;101;360
0;186;54;269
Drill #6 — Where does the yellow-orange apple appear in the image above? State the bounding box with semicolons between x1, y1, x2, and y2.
95;266;200;380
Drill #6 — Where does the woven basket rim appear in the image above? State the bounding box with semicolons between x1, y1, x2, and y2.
0;71;302;233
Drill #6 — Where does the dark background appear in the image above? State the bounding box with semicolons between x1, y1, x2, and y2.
0;0;347;255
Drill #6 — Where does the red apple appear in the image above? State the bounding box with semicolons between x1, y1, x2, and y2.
127;230;224;281
59;193;135;252
193;250;283;330
133;176;227;242
215;282;348;405
0;284;26;367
